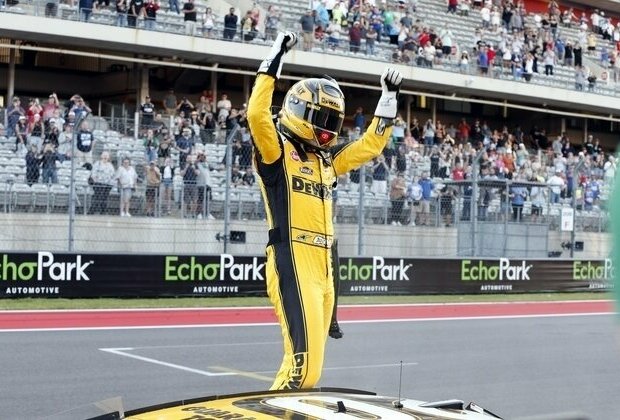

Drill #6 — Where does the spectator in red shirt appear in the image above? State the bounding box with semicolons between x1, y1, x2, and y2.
42;93;59;122
452;162;466;180
26;98;43;126
457;118;471;143
349;21;363;53
418;28;430;49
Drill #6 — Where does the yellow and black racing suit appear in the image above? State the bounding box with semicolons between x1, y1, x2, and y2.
247;74;392;390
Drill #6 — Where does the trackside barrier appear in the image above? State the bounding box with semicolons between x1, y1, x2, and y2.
0;252;613;298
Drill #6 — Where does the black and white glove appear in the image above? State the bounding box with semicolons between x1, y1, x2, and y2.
257;31;298;79
374;68;403;119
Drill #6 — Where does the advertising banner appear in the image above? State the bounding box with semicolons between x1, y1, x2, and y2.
0;252;614;298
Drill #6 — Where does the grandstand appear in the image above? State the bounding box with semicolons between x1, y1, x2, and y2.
0;0;616;259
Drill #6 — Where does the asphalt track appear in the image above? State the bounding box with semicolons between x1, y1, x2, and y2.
1;301;619;420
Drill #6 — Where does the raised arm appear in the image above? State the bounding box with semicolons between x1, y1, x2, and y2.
332;68;403;175
246;31;297;165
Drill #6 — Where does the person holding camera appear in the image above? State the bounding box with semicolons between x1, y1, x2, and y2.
176;96;194;117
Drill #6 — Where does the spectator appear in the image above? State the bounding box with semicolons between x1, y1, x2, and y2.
575;65;586;90
216;93;232;122
529;173;546;223
45;0;59;16
68;95;91;119
75;120;95;165
116;0;128;26
573;42;583;67
406;175;422;225
349;21;362;53
79;0;94;21
326;19;341;50
202;7;215;37
264;5;280;41
439;185;456;226
44;119;60;150
7;97;25;137
195;152;213;219
140;95;155;129
523;52;534;82
25;145;40;186
89;151;116;215
144;160;161;217
116;157;138;217
15;116;29;157
40;143;60;185
181;155;200;216
242;165;256;187
182;0;197;36
163;89;177;115
144;0;159;30
223;7;238;40
127;0;144;28
586;32;597;56
478;44;489;75
167;0;178;14
393;115;405;144
366;25;377;55
299;10;315;51
160;157;175;215
371;154;390;196
352;107;365;130
543;46;555;76
314;0;329;29
142;128;159;163
418;171;434;226
459;50;470;73
42;93;59;122
510;178;527;221
175;127;193;166
389;172;407;225
422;119;436;154
241;10;257;42
176;96;194;117
29;114;45;148
447;0;458;14
547;169;565;203
459;0;471;16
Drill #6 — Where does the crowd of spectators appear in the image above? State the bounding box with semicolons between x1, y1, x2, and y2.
14;0;620;92
338;114;617;227
1;86;616;226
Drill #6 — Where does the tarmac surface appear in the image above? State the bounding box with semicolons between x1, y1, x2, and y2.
1;303;619;419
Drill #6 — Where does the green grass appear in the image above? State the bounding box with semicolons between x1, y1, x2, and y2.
0;292;611;310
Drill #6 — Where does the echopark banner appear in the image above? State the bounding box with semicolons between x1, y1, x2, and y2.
0;252;613;298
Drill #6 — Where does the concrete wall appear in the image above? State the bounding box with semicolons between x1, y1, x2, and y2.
0;214;609;259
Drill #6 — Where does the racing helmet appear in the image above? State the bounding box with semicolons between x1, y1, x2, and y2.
279;76;345;150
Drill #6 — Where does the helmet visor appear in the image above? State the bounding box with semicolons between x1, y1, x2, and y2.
287;96;343;145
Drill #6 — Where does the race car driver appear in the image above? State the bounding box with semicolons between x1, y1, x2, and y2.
247;31;403;390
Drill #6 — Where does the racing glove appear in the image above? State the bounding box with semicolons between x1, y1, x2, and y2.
374;67;403;119
257;31;298;80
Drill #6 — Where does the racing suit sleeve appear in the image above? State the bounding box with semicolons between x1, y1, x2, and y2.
331;118;393;175
246;74;282;165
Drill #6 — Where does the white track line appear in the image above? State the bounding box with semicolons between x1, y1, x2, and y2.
0;311;613;332
0;300;613;314
99;347;237;377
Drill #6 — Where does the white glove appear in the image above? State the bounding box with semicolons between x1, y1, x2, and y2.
257;31;298;79
374;67;403;119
